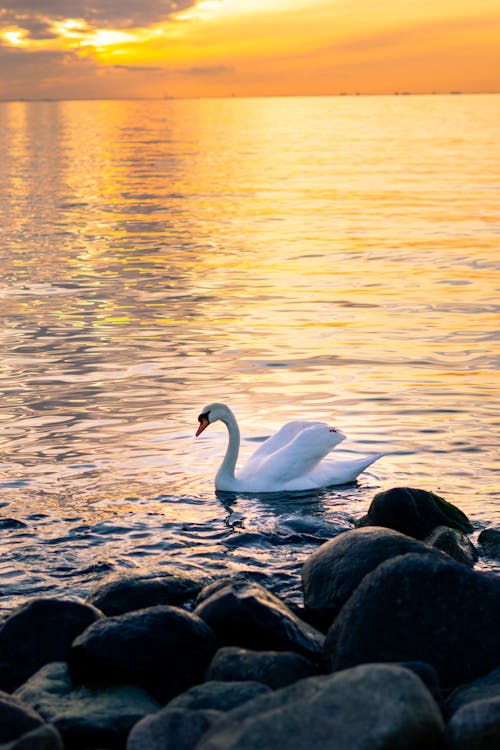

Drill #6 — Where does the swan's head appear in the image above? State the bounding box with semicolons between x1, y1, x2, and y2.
195;403;232;436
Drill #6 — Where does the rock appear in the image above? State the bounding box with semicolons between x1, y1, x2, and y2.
193;581;324;660
0;691;44;743
127;708;222;750
425;526;478;567
357;487;473;540
69;605;216;702
206;647;317;689
87;568;204;616
478;529;500;560
0;724;64;750
168;681;270;712
196;664;445;750
445;697;500;750
301;526;437;628
0;598;103;692
445;666;500;717
325;552;500;690
15;661;160;750
395;662;442;704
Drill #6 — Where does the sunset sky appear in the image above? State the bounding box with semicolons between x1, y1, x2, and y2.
1;0;499;99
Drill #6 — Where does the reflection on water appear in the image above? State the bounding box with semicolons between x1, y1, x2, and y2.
0;95;498;609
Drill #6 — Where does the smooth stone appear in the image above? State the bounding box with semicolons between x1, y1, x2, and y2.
206;647;317;689
425;526;478;567
445;697;500;750
87;568;204;616
194;580;324;660
127;708;222;750
168;681;271;712
196;664;445;750
357;487;473;539
0;691;44;743
325;552;500;690
69;605;216;702
0;598;103;692
301;526;437;628
15;661;160;750
445;666;500;717
478;529;500;560
0;724;63;750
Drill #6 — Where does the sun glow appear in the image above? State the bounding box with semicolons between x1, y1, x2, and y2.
0;0;498;98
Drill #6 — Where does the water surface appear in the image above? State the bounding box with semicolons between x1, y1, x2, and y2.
0;95;498;612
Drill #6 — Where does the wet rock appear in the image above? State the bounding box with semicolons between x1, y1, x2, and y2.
168;681;270;712
194;580;324;660
0;598;103;692
0;724;64;750
445;698;500;750
196;663;445;750
127;708;221;750
357;487;473;540
445;666;500;717
206;647;317;689
87;568;204;616
425;526;478;567
301;526;436;628
395;662;442;704
0;691;44;743
69;605;216;702
15;661;160;750
478;529;500;560
325;552;500;690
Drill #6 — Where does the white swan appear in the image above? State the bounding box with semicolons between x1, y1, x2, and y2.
195;403;383;493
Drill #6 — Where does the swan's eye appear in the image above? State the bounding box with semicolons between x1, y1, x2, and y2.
198;411;210;423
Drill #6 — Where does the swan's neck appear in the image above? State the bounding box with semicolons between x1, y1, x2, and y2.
216;410;240;486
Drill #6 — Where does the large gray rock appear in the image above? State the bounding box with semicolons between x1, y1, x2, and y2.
445;698;500;750
87;569;204;616
194;581;324;660
478;529;500;560
0;724;63;750
168;681;270;713
445;666;500;717
196;664;445;750
127;708;221;750
301;526;436;627
0;598;102;692
69;605;216;702
357;487;473;539
206;647;316;689
425;526;477;567
15;661;160;750
325;552;500;690
0;691;44;743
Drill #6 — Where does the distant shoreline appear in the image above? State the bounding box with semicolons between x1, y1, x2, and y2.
1;91;499;103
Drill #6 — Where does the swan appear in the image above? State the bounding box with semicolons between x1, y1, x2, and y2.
195;402;383;493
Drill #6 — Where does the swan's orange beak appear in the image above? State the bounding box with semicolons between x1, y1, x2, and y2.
196;416;209;437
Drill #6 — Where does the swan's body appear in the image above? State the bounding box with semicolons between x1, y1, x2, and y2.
196;403;382;493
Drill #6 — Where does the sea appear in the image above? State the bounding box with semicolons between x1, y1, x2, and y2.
0;94;498;614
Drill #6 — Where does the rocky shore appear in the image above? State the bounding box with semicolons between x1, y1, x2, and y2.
0;487;499;749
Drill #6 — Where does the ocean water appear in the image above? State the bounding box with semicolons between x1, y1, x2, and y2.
0;94;498;613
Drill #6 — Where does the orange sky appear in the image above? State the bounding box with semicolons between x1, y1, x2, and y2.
0;0;499;99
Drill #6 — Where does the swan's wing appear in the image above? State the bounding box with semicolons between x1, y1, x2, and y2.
247;420;328;463
305;453;384;487
241;423;345;484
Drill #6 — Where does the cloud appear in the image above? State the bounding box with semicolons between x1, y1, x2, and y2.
0;0;198;34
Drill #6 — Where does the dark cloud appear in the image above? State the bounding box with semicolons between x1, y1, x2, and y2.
0;0;198;33
178;65;233;77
